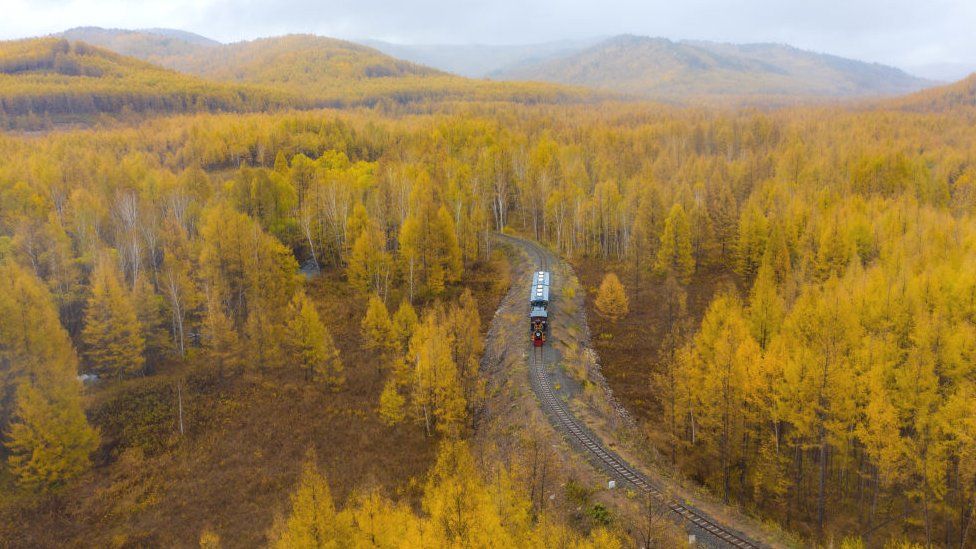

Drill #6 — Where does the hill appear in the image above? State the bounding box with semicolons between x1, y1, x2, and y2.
492;34;933;102
886;72;976;111
361;38;603;78
52;29;594;110
0;37;304;127
58;27;219;68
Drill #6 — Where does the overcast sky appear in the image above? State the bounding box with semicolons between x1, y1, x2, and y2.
4;0;976;75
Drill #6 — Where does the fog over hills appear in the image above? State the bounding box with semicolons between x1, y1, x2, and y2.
490;35;934;100
361;37;603;78
53;27;940;104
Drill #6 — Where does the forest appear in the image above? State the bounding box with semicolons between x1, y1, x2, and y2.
0;40;975;545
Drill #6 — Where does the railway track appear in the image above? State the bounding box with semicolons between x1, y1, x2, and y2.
498;233;764;549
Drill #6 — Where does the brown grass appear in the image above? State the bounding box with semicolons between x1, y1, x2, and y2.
1;259;508;548
570;258;743;433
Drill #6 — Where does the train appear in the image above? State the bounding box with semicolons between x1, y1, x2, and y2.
530;270;551;346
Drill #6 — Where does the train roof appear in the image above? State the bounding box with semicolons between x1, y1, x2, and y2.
530;283;550;304
534;271;551;286
530;307;548;318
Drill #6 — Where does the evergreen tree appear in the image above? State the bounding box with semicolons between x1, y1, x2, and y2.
81;258;145;379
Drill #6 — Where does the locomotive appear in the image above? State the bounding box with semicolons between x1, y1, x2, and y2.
530;271;551;346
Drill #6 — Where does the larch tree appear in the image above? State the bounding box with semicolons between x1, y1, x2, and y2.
398;171;462;298
0;262;98;491
679;292;761;504
654;203;695;284
595;272;629;321
203;296;243;378
391;299;418;354
378;378;406;426
81;257;145;379
6;380;99;490
422;440;510;547
346;222;392;297
407;311;466;437
747;258;785;351
361;294;396;372
445;290;485;410
287;292;342;386
273;449;342;548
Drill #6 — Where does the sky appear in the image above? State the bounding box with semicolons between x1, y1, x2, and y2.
3;0;976;78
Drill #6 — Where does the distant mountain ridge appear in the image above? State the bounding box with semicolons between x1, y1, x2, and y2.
361;37;604;78
490;34;934;101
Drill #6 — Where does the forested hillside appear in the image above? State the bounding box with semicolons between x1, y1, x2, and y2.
888;72;976;111
0;38;305;128
495;34;932;103
39;30;597;121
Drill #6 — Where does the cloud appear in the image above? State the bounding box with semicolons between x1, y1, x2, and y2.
1;0;974;68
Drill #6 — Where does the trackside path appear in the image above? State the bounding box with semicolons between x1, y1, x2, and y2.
495;233;767;549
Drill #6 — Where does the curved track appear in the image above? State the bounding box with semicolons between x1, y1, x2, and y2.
498;233;764;549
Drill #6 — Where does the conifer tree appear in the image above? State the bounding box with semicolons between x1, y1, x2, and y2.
747;258;784;351
423;440;509;547
132;274;168;373
82;258;145;379
203;296;243;378
735;205;769;277
399;171;462;297
392;299;418;354
445;290;485;408
346;225;392;296
595;272;629;321
199;528;221;549
407;312;465;436
246;304;284;373
0;262;98;490
287;292;342;386
0;261;79;424
274;449;342;548
378;378;406;426
361;295;395;363
654;203;695;283
6;380;99;490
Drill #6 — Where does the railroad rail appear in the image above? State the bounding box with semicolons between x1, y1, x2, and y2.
498;233;764;549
